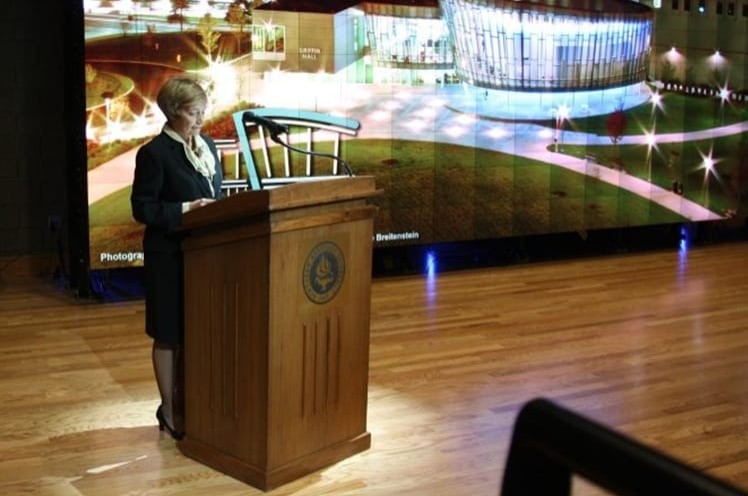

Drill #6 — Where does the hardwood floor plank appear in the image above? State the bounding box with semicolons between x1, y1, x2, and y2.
1;242;748;494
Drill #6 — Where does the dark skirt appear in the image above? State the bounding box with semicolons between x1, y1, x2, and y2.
144;250;183;347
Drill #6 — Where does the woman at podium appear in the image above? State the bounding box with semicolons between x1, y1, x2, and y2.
130;76;223;440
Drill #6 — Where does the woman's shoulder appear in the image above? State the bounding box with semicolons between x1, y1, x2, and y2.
146;131;173;146
200;133;217;145
140;132;178;153
136;133;182;165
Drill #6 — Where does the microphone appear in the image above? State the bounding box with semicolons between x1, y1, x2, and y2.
242;111;289;136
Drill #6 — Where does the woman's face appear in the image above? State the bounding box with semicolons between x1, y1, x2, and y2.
169;101;205;142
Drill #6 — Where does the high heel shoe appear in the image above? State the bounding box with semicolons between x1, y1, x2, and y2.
156;405;184;441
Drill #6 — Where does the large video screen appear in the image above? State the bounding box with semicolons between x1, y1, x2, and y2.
84;0;747;270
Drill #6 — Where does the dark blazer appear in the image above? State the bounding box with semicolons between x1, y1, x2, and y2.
131;131;224;252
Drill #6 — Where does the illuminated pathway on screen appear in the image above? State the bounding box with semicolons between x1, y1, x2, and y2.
89;78;746;223
253;80;741;222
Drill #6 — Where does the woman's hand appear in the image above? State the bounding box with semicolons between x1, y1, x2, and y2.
187;198;216;211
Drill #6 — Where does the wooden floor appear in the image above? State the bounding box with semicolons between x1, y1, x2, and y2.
2;241;748;495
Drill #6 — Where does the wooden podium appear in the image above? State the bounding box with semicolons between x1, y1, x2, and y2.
177;177;379;490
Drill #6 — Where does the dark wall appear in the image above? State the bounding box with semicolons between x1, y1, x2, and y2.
0;0;68;256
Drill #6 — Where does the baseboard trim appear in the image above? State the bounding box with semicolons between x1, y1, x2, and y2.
0;254;59;281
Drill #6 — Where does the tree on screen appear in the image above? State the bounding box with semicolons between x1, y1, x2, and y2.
606;108;627;168
170;0;189;31
198;14;221;62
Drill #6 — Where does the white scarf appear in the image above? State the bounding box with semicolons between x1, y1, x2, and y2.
163;125;217;196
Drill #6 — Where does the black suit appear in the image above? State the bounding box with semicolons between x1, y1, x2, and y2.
131;131;223;346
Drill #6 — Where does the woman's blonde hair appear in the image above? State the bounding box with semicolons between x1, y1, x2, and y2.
156;76;208;120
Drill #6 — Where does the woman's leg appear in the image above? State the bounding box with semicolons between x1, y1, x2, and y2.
153;341;177;429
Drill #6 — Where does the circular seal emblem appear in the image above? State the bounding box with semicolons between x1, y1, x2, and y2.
302;241;345;304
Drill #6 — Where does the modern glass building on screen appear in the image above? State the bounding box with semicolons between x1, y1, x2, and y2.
359;1;453;85
439;0;654;92
350;0;656;118
254;0;658;118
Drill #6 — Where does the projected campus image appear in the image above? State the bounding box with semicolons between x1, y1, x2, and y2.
84;0;747;269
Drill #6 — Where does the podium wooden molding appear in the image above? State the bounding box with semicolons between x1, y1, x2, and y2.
177;176;379;490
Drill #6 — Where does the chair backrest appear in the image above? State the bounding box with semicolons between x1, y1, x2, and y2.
501;398;747;496
230;108;361;190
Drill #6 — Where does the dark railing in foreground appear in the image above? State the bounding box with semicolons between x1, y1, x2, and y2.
501;398;747;496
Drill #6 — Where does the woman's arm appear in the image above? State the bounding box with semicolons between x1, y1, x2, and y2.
131;143;183;231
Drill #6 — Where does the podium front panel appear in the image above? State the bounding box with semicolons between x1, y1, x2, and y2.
266;215;373;467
